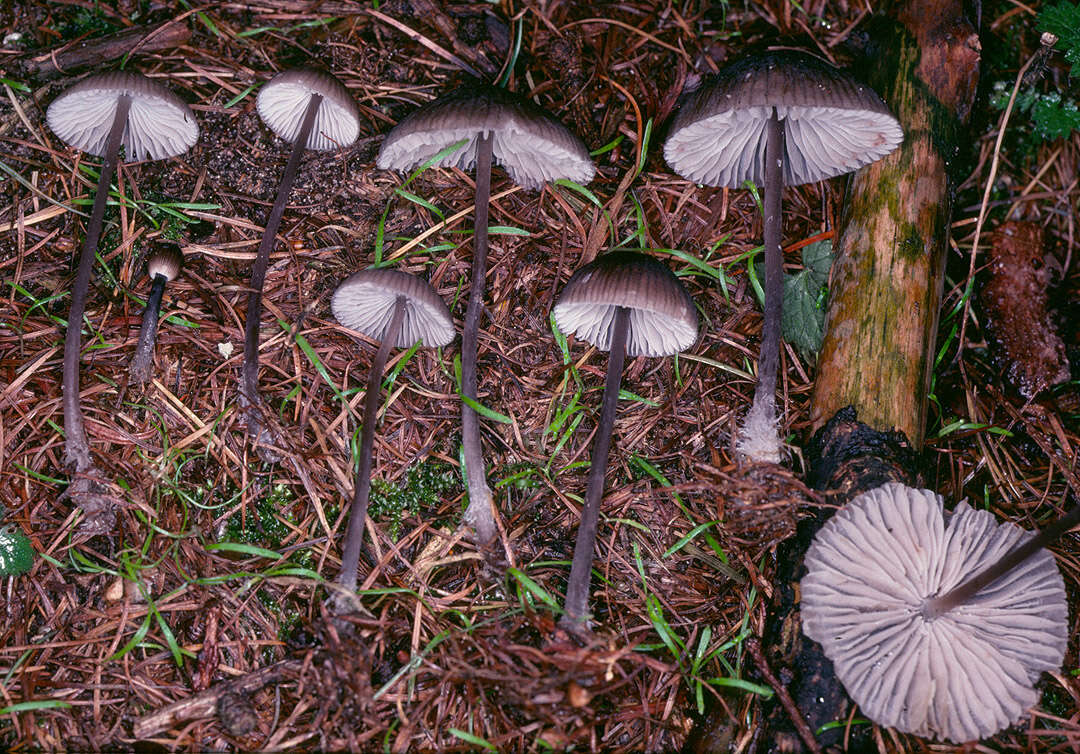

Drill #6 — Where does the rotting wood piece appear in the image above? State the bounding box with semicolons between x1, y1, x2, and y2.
9;22;191;80
981;220;1070;399
809;2;981;447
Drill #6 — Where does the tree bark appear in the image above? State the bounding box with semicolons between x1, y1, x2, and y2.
11;22;191;79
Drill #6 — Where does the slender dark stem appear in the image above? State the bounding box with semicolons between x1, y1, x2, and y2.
560;306;630;629
63;93;132;473
240;93;322;432
924;503;1080;619
337;295;407;595
129;274;168;385
748;109;785;427
461;131;496;545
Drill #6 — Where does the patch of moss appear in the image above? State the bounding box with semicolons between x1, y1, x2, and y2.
368;461;459;540
223;484;311;568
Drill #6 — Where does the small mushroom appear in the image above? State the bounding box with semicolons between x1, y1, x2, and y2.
46;71;198;475
330;267;454;598
801;483;1069;742
129;243;184;385
664;50;903;463
377;83;594;546
552;251;698;630
241;69;360;438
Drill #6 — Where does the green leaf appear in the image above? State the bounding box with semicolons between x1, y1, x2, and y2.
0;526;34;576
1039;2;1080;70
780;240;833;360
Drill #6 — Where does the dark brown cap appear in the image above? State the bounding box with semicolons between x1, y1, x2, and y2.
664;50;903;187
256;69;360;151
376;83;594;190
47;71;199;161
553;251;698;357
801;482;1068;743
332;268;454;348
146;244;183;282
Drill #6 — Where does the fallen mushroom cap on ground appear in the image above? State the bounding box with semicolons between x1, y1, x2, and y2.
377;82;595;546
663;49;903;464
800;482;1068;743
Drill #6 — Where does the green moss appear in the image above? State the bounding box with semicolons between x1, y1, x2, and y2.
223;484;311;567
368;461;459;540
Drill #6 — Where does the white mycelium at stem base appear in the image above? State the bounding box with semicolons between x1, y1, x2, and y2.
801;483;1067;743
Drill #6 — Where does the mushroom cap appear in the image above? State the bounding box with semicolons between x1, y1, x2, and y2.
146;244;184;282
553;251;698;358
801;482;1068;744
47;71;199;162
376;83;595;190
332;268;454;349
663;50;903;187
256;69;360;151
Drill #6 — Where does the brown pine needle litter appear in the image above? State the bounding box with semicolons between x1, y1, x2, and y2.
2;1;1080;751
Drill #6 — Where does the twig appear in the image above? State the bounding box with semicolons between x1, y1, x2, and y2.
746;638;824;754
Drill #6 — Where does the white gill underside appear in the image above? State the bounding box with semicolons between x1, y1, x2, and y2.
47;90;198;161
377;126;593;190
331;285;454;348
257;82;360;151
552;301;697;358
801;483;1067;743
664;105;904;187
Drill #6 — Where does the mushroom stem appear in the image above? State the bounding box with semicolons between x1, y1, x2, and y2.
63;93;132;473
240;92;323;431
560;305;630;630
129;273;168;385
741;109;786;460
338;294;407;595
923;502;1080;619
460;130;497;545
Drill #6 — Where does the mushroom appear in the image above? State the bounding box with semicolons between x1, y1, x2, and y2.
663;50;903;463
377;83;594;546
330;267;455;598
552;251;698;630
241;68;360;438
46;71;199;475
129;242;184;385
801;482;1069;742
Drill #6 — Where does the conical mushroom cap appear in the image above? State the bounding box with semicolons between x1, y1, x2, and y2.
376;83;594;190
256;69;360;151
801;482;1068;743
146;244;184;282
664;50;903;187
47;71;199;161
332;268;454;348
553;251;698;358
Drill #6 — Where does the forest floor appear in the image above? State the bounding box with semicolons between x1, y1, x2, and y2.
1;0;1079;751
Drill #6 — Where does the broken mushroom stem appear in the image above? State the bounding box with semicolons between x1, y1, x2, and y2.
460;130;497;546
63;93;132;473
337;295;407;595
560;305;630;631
923;502;1080;620
240;92;323;431
740;109;785;460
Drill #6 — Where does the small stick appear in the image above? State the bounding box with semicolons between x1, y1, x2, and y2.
746;637;825;754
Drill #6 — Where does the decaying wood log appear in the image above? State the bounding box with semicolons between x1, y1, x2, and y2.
8;21;190;80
